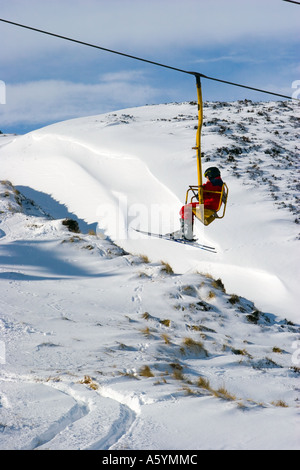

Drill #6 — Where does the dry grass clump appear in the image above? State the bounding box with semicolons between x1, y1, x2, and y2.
231;347;252;358
180;337;209;357
79;375;98;390
139;254;150;263
212;278;226;292
272;346;283;353
228;294;240;305
141;312;151;320
167;362;185;381
169;362;183;372
213;386;236;401
62;218;80;233
161;333;171;344
140;326;155;338
196;377;238;402
207;290;216;300
181;385;198;396
172;369;185;381
271;400;288;408
119;371;139;380
160;261;174;274
181;285;198;297
246;310;261;324
160;319;171;327
139;365;154;378
196;376;211;391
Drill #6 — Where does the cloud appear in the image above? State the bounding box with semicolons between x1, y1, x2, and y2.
0;74;160;128
194;55;264;65
1;0;299;62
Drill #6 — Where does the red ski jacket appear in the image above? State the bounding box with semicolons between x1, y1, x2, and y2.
202;177;223;211
179;177;223;219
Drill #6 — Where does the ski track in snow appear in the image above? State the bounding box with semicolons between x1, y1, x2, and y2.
0;372;139;450
36;385;138;451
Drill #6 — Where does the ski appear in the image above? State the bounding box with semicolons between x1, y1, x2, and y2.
133;228;216;253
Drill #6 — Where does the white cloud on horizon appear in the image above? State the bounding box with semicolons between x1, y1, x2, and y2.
0;75;161;128
1;72;295;133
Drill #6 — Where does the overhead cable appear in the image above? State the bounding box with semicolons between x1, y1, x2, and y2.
0;17;297;101
282;0;300;5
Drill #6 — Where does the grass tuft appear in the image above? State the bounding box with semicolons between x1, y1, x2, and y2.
139;365;155;378
160;261;174;274
196;376;211;391
271;400;288;408
160;319;171;327
212;278;226;292
140;326;154;337
213;386;236;401
228;294;240;305
161;333;171;344
79;375;98;390
181;337;209;357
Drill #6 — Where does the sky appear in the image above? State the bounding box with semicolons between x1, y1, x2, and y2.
0;0;299;134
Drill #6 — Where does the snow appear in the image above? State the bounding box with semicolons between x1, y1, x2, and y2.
0;100;299;450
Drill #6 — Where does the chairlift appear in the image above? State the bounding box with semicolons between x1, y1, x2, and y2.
185;75;228;226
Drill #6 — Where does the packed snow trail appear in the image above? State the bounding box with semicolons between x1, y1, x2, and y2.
0;373;138;450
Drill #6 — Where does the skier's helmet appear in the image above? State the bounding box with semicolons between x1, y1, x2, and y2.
204;167;221;180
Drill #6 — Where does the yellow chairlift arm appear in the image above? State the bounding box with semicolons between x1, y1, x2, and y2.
194;75;204;205
185;75;229;227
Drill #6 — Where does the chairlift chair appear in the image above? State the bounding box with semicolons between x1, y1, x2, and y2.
185;75;229;226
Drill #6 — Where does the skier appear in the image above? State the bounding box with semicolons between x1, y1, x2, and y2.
201;166;224;210
179;167;223;240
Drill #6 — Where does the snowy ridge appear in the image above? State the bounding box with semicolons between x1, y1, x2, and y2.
0;101;299;450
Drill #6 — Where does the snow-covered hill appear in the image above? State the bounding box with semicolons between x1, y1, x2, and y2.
0;101;299;450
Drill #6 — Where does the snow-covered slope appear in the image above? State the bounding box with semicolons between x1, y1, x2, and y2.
0;101;299;450
1;101;299;319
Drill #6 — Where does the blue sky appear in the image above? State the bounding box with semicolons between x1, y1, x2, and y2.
0;0;299;134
